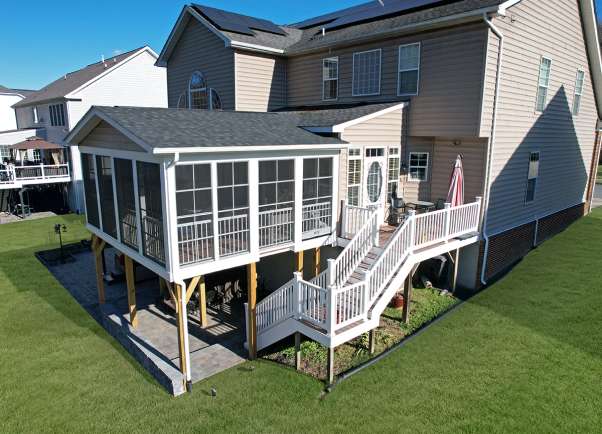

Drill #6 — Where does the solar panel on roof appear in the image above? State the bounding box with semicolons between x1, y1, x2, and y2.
192;4;287;37
293;1;376;28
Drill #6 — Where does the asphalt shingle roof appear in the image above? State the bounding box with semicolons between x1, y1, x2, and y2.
12;47;148;109
282;102;404;127
93;106;349;149
0;85;37;98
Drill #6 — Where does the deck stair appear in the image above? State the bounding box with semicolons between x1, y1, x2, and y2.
245;198;483;351
0;189;8;213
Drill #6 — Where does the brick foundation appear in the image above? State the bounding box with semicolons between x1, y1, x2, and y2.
474;203;584;289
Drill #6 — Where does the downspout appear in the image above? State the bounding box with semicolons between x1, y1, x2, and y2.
481;13;504;286
175;279;193;393
167;152;179;170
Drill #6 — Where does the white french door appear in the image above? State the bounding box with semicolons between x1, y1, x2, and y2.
362;148;386;223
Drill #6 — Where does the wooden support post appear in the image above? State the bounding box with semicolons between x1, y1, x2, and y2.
402;273;412;324
199;276;207;327
295;250;304;277
295;331;301;370
369;328;376;354
312;247;320;279
247;262;257;360
175;283;186;381
124;254;138;329
92;234;107;306
450;248;459;294
159;277;165;296
327;346;335;384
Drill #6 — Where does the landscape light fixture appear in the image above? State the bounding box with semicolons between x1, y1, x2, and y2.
54;223;67;264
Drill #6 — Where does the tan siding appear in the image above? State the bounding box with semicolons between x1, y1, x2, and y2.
481;0;598;234
287;23;487;137
235;50;286;111
80;121;146;152
167;18;234;110
400;137;432;203
340;109;403;205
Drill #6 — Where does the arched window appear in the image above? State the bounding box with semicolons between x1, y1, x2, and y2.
177;91;188;109
189;72;207;109
210;89;222;110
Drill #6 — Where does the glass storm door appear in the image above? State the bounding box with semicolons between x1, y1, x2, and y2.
362;148;386;223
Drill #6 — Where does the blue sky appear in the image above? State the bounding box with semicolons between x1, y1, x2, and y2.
1;0;601;90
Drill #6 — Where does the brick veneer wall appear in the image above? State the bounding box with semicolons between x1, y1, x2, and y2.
474;203;584;289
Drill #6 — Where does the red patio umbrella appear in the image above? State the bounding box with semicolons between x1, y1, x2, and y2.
446;155;464;207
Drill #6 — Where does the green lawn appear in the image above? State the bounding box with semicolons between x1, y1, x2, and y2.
1;210;602;433
597;164;602;183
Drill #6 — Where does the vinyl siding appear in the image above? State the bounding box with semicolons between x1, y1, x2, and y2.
68;51;167;129
234;50;286;111
0;94;22;131
400;136;432;202
481;0;598;235
287;23;487;137
15;102;69;144
339;108;403;205
79;121;146;152
166;17;235;110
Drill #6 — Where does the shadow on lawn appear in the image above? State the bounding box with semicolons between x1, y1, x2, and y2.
0;243;167;393
467;210;602;360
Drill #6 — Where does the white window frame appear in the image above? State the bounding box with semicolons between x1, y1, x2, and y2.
572;69;585;118
408;152;429;182
177;91;188;109
32;106;39;123
535;57;552;114
387;147;401;201
347;148;362;206
210;88;222;110
352;49;382;97
49;103;66;127
397;42;421;96
525;151;540;204
189;71;207;110
323;57;339;101
31;149;42;163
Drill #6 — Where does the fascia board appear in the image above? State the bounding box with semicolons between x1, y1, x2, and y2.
301;102;408;133
64;47;153;98
227;40;285;55
151;143;350;154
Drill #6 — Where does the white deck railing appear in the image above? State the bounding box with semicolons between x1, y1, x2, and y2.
259;207;293;249
340;200;374;238
301;202;331;239
252;197;482;338
141;215;165;264
177;219;213;265
218;214;249;257
0;164;70;185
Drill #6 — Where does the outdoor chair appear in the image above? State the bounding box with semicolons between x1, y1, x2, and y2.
390;197;413;223
435;198;446;210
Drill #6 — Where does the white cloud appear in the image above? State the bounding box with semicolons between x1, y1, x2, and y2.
111;49;122;56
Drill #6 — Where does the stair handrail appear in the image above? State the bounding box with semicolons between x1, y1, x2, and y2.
254;276;296;334
328;205;378;288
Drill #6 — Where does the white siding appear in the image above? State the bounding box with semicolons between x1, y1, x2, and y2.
16;102;66;144
481;0;598;234
68;50;168;129
0;94;22;131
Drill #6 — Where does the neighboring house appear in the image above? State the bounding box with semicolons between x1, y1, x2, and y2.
0;85;36;132
1;46;168;215
65;0;602;389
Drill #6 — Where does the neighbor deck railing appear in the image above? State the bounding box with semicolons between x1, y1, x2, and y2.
0;164;70;185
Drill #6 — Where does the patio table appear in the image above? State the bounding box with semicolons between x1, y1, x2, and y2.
410;201;435;212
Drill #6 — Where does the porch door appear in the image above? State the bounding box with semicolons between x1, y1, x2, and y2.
362;148;387;223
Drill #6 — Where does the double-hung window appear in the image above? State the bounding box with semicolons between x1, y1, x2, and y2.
352;49;381;96
258;160;295;248
323;57;338;101
525;152;540;204
409;152;428;181
347;148;362;206
49;103;66;126
387;147;401;201
535;57;552;113
398;43;420;95
175;164;213;264
572;69;585;117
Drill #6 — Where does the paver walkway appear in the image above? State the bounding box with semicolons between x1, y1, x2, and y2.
44;246;247;382
0;210;58;224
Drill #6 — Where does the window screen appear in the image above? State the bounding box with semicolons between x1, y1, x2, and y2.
137;161;165;265
398;43;420;95
217;161;249;256
81;153;100;229
96;156;117;239
323;57;338;101
353;50;381;96
114;158;137;250
258;160;294;248
302;158;333;239
176;164;213;265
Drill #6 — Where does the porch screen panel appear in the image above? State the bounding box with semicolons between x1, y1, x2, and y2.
258;159;294;248
137;161;165;266
81;153;100;229
175;164;213;265
96;156;117;239
302;157;332;239
114;158;137;250
217;161;249;257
